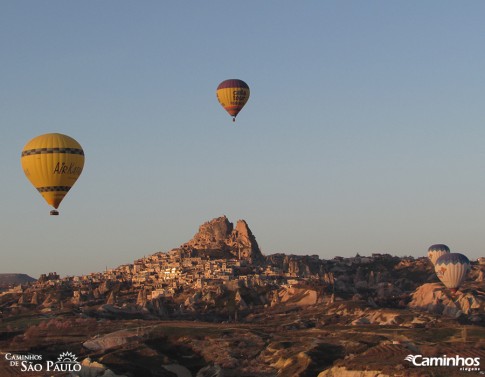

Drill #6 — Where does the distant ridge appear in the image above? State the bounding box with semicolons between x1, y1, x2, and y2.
0;273;36;286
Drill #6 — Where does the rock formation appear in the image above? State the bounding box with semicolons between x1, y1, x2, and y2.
179;216;263;262
41;293;57;308
30;291;38;305
106;291;116;305
3;239;485;377
83;329;144;352
72;290;82;306
408;282;485;319
277;287;319;307
17;294;25;305
136;290;147;307
266;253;324;277
477;267;484;282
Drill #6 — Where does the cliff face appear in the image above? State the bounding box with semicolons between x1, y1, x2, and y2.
266;253;324;277
180;216;263;262
233;219;262;261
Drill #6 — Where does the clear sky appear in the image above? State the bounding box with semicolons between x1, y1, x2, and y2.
1;1;485;278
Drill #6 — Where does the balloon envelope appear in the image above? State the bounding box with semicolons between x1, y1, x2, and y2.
21;133;84;212
434;253;470;290
427;244;450;265
216;79;250;121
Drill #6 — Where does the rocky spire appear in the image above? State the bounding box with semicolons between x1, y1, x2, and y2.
42;293;55;308
106;291;116;305
232;220;263;262
136;290;147;306
31;292;38;305
72;290;82;306
477;268;484;282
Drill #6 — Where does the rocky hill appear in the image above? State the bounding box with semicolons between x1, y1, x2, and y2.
178;215;264;262
0;273;36;286
1;216;484;376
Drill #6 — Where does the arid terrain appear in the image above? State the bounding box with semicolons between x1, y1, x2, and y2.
1;217;484;376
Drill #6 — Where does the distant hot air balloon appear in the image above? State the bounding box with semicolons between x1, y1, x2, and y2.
428;244;450;265
216;79;250;122
21;133;84;215
434;253;470;293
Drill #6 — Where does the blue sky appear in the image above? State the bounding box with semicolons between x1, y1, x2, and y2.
1;1;485;277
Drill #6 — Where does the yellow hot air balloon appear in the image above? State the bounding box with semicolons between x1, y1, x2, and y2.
216;79;250;122
21;133;84;215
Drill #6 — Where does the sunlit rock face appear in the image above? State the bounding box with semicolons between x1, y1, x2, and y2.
179;216;264;262
186;216;234;251
408;282;485;319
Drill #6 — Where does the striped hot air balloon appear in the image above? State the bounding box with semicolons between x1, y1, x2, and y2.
21;133;84;215
434;253;470;292
427;244;450;265
216;79;250;122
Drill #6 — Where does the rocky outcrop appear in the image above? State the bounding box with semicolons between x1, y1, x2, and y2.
179;216;263;262
234;289;248;309
276;287;319;307
185;216;233;251
271;351;312;376
72;290;82;306
136;290;147;306
30;291;39;305
477;268;484;282
41;293;60;308
106;291;116;305
83;329;144;351
408;282;485;320
324;301;427;327
232;219;262;261
266;253;324;277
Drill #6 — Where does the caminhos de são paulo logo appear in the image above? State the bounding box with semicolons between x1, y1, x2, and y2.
5;351;82;373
